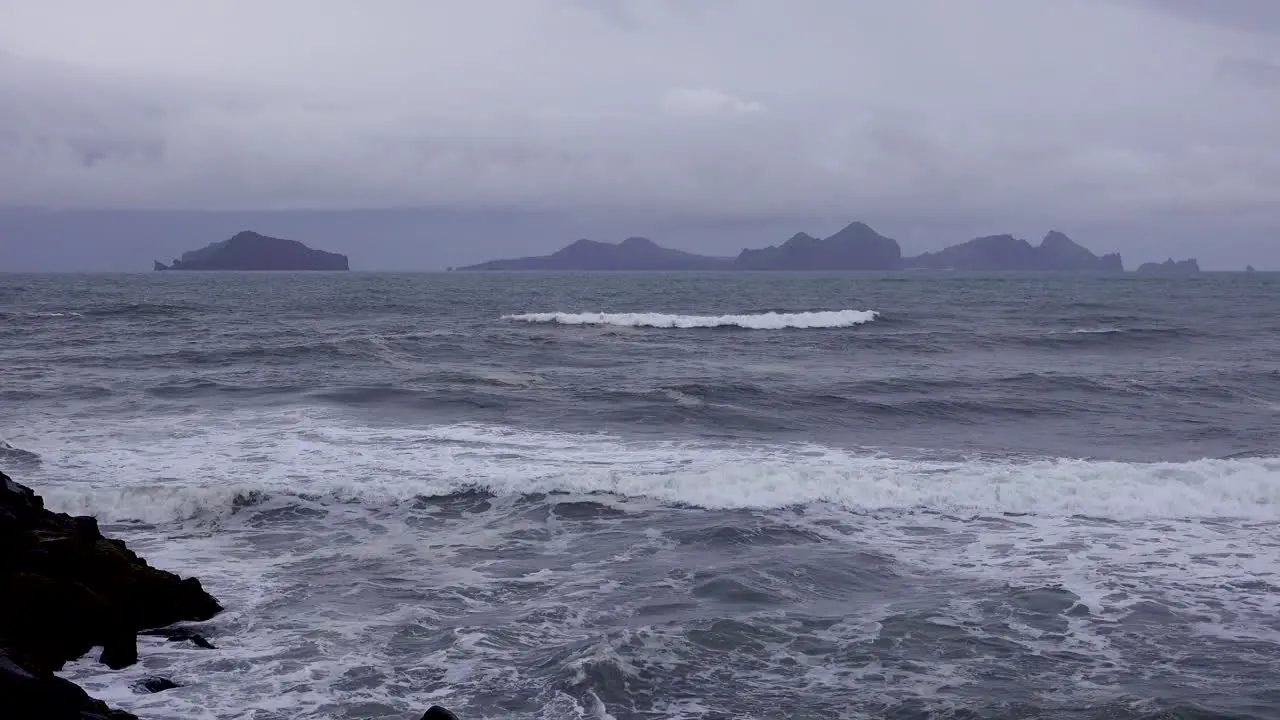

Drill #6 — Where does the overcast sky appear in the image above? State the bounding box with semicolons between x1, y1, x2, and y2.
1;0;1278;269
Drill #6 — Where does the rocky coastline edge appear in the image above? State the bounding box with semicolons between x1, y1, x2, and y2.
0;468;457;720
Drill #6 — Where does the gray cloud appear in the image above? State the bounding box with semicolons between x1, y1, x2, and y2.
0;0;1278;244
1143;0;1280;35
1217;57;1280;89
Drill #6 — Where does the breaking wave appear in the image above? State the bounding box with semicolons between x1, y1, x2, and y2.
501;310;879;329
0;439;41;466
24;420;1280;524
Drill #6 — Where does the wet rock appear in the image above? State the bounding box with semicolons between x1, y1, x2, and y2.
0;469;222;718
1;651;137;719
421;706;460;720
133;676;180;694
139;627;216;649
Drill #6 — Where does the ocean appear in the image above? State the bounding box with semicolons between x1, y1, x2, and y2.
2;271;1278;720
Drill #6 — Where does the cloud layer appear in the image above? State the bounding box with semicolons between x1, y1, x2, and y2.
1;0;1278;230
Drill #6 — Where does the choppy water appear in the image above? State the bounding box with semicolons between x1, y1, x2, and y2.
2;271;1279;720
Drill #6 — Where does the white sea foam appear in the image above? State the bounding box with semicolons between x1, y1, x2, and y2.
501;309;879;329
13;413;1280;524
25;411;1279;719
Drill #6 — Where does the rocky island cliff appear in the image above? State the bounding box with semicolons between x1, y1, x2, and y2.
459;236;731;271
154;231;349;271
461;222;1130;273
734;222;903;270
905;230;1124;272
0;468;459;719
1136;258;1201;275
460;221;907;272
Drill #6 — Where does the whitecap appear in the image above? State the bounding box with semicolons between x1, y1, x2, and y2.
501;310;878;329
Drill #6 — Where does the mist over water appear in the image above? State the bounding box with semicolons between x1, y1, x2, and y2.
2;271;1279;719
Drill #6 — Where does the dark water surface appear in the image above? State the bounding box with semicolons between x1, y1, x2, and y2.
2;271;1279;719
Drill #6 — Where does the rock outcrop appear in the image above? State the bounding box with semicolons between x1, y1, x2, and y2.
154;231;349;271
134;677;180;694
0;470;223;720
733;222;903;270
0;653;136;720
1136;258;1201;275
459;236;731;271
905;231;1123;271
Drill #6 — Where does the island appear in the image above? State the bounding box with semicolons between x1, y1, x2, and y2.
459;222;904;272
1136;258;1201;275
154;231;349;271
1247;265;1257;273
462;221;1133;273
903;230;1123;272
734;222;902;270
458;236;731;271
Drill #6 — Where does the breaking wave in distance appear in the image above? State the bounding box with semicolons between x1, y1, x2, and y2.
501;309;879;329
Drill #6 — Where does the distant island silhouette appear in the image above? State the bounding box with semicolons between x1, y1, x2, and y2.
734;222;902;270
461;236;731;271
459;222;1131;272
154;231;349;271
904;230;1123;272
1135;258;1201;275
153;225;1215;275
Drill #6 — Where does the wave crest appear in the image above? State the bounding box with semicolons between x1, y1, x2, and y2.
501;310;878;329
0;439;41;466
25;420;1280;524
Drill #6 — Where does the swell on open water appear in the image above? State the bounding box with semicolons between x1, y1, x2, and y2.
2;271;1280;720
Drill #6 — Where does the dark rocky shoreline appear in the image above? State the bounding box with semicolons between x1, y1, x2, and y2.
0;468;461;720
1;468;222;719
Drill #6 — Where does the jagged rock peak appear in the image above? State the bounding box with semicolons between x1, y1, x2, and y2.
782;232;819;245
1040;230;1076;248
